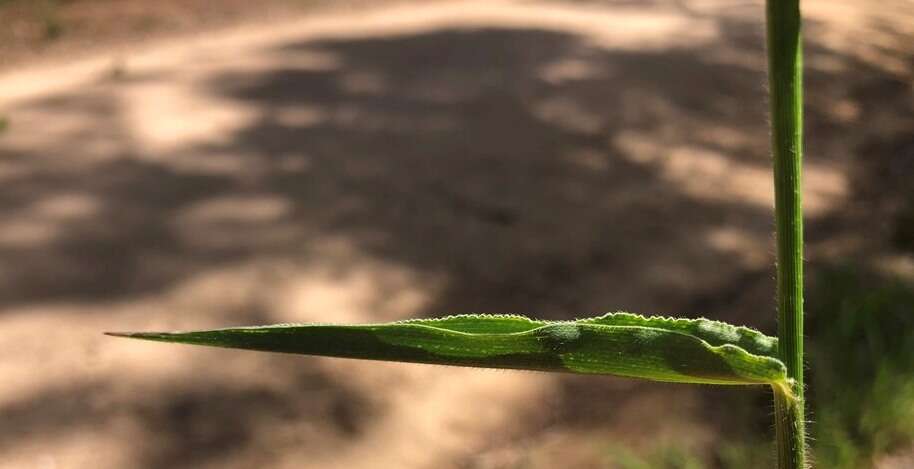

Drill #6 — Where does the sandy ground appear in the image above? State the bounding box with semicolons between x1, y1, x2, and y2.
0;1;912;468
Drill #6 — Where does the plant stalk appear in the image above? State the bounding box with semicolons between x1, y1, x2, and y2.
765;0;806;467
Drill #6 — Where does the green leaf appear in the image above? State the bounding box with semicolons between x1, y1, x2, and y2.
108;312;789;388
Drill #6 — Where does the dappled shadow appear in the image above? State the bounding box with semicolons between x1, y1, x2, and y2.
189;27;783;321
0;358;381;469
0;2;912;468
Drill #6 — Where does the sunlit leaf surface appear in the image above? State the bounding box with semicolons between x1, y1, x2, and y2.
109;313;787;387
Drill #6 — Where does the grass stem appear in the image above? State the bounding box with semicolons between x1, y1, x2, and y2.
765;0;807;467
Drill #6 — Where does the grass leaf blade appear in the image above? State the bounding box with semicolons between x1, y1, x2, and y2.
108;313;787;387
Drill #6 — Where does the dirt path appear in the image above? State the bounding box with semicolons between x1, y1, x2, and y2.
1;1;911;468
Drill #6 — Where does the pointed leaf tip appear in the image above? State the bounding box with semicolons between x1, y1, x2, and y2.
105;331;173;340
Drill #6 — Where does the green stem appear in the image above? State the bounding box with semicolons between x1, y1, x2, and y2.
766;0;806;468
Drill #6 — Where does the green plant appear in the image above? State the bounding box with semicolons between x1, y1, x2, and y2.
766;0;805;467
809;267;914;467
606;442;705;469
109;1;809;467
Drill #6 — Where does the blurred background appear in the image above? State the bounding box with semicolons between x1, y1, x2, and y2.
1;1;912;468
